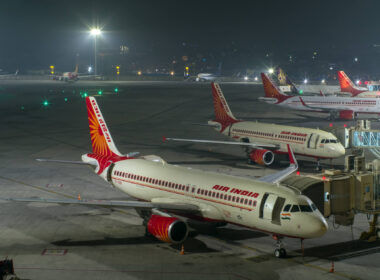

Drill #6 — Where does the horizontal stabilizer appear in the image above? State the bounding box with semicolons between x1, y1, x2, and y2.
36;158;91;165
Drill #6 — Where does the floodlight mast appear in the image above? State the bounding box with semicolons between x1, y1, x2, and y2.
90;28;101;76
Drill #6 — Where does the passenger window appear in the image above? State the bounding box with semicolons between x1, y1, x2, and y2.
283;204;291;212
291;205;300;212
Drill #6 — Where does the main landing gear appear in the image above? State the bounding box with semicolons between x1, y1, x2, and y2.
273;235;287;258
316;158;322;171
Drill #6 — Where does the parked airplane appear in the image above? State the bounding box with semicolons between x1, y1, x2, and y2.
337;71;380;98
165;83;345;168
3;96;328;258
0;70;18;77
259;73;380;120
53;65;99;82
196;62;222;82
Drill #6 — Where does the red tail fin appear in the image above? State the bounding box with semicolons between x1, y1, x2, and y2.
261;73;289;103
86;97;123;157
84;97;128;174
211;83;239;131
337;71;366;96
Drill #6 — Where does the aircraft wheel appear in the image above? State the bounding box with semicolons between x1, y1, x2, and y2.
274;249;281;258
274;248;286;258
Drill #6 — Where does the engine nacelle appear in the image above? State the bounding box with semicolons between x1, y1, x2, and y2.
339;110;354;120
249;149;275;166
147;215;188;244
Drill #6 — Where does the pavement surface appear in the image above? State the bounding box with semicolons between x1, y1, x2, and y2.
0;79;379;280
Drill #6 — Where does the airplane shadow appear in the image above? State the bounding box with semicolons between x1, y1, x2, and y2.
51;236;160;247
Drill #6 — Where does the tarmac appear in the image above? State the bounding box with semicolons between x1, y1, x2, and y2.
0;79;379;280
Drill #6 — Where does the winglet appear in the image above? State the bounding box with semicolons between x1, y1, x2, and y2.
299;96;309;107
287;144;296;166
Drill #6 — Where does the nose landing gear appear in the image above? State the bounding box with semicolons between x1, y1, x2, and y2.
273;235;287;258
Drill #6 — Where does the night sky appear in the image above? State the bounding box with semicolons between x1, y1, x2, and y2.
1;0;380;75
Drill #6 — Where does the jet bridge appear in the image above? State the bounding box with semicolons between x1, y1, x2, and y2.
329;120;380;149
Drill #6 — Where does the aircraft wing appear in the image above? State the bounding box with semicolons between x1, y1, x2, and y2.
1;197;200;212
163;137;278;149
256;144;298;183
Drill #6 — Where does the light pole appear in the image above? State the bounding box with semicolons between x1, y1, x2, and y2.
90;28;101;76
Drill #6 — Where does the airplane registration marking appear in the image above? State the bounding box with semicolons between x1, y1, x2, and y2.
111;176;255;211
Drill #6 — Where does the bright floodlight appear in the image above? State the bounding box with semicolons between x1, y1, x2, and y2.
254;76;258;81
304;78;308;84
321;79;325;84
88;66;93;73
90;28;101;36
356;80;360;85
244;76;248;81
354;57;358;62
268;68;274;74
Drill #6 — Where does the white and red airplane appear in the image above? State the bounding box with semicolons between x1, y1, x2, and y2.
337;71;380;98
165;83;345;168
4;96;328;258
259;73;380;120
53;65;98;82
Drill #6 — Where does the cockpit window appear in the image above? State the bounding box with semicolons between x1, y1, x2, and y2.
283;204;291;212
311;203;317;211
329;139;337;143
299;205;313;212
291;205;300;212
321;139;325;143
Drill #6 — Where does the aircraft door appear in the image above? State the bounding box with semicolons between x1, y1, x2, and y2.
307;133;319;149
106;163;115;183
262;193;278;220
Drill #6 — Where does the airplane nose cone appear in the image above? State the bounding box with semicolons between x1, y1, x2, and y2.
303;217;328;238
328;144;345;157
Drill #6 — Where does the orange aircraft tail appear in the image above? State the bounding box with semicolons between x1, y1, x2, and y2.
337;71;366;96
261;73;290;103
211;83;239;131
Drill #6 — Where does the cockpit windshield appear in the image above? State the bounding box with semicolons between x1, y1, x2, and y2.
321;139;338;144
283;203;317;213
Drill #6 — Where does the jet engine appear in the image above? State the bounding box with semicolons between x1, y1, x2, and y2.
339;110;354;120
249;149;275;166
147;215;188;243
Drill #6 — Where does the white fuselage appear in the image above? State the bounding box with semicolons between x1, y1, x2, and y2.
213;121;345;159
267;95;380;114
105;157;327;239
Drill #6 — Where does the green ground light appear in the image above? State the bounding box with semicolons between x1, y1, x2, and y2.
114;87;119;93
